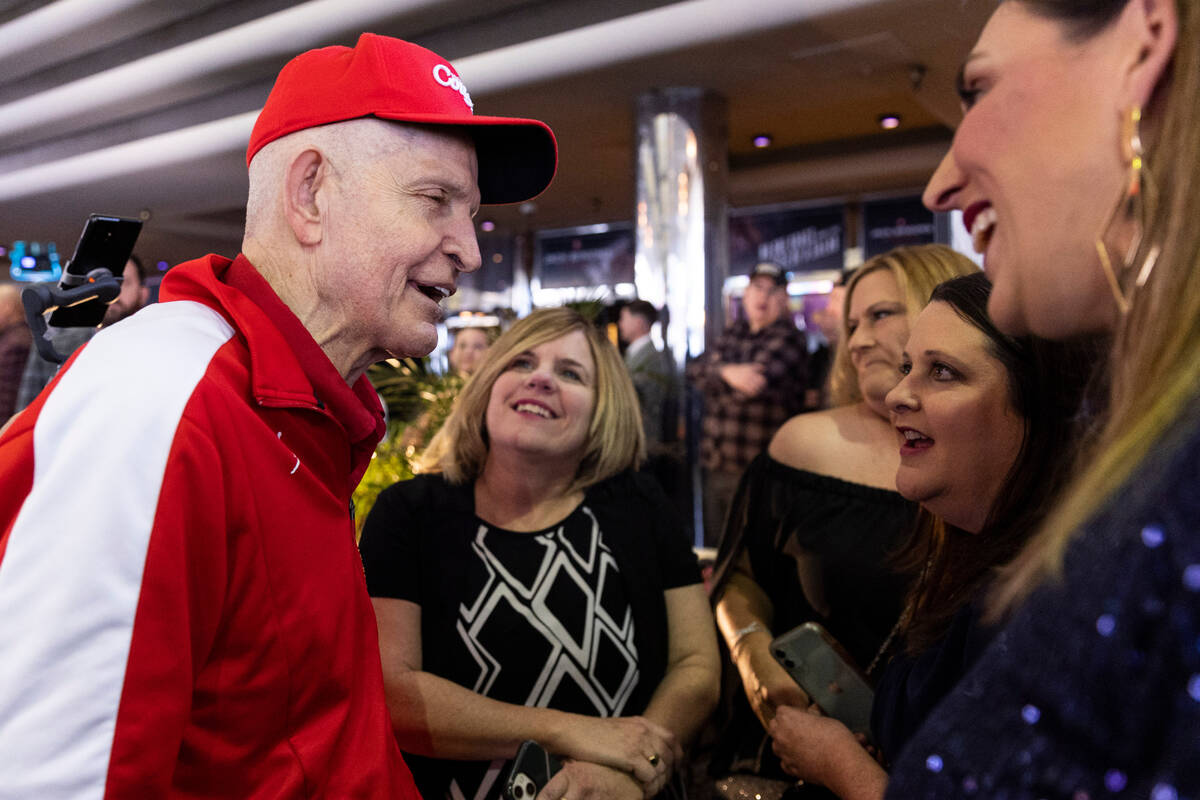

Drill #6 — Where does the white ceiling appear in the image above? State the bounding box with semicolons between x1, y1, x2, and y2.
0;0;989;272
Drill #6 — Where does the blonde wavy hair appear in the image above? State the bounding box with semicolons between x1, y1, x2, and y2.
418;307;645;493
990;0;1200;615
828;244;980;406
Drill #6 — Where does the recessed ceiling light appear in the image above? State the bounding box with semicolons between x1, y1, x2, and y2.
752;134;772;148
878;113;901;130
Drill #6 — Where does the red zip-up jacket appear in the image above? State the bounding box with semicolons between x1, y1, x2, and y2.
0;254;420;799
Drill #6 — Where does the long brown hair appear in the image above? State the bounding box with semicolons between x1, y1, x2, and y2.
990;0;1200;616
894;274;1103;653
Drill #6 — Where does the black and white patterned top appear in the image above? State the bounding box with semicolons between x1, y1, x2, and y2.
361;471;700;800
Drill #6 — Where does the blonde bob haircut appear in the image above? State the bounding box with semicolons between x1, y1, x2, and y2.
828;244;980;406
418;306;646;493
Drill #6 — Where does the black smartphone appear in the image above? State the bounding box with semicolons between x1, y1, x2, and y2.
47;214;143;328
771;622;876;740
503;740;562;800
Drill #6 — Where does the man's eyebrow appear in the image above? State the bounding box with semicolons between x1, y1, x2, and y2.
409;172;474;195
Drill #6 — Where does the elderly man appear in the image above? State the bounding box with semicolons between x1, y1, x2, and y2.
0;34;555;797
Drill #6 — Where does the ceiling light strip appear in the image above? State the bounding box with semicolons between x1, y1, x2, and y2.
0;0;442;139
0;0;146;55
0;0;881;201
454;0;878;92
0;113;257;202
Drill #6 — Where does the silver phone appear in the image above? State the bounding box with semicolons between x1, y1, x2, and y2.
770;622;875;740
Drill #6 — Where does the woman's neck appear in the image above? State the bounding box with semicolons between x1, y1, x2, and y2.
860;387;892;422
475;450;584;532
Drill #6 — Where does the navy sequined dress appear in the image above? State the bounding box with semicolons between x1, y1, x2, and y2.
887;411;1200;799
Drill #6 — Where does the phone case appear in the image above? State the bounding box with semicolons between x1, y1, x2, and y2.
770;622;876;739
503;740;562;800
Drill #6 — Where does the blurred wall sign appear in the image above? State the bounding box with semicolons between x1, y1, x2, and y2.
8;240;62;282
729;204;844;276
863;196;935;257
457;234;515;293
537;225;634;289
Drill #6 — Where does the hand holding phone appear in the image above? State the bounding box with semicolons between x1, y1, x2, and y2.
770;622;875;740
503;740;562;800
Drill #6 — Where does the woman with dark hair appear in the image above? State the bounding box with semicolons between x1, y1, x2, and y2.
883;0;1200;795
767;273;1099;799
708;245;977;800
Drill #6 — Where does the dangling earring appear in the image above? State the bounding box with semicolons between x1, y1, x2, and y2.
1095;106;1160;314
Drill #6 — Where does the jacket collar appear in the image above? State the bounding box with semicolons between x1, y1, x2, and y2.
159;253;383;447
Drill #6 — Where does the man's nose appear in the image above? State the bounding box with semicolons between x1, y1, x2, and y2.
447;213;483;274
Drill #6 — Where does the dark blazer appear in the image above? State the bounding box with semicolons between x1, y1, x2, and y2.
625;338;675;447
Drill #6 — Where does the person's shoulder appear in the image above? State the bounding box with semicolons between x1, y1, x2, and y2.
588;468;669;508
37;302;237;423
91;301;235;371
767;408;847;470
1109;412;1200;555
381;472;456;501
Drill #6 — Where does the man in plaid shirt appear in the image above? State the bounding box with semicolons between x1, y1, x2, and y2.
687;262;808;546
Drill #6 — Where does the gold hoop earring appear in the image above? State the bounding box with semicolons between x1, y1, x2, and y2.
1095;106;1160;314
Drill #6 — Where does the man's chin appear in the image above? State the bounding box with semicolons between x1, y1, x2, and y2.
387;329;439;360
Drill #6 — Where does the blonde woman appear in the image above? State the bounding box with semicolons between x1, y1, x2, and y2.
361;307;719;800
886;0;1200;795
709;245;976;799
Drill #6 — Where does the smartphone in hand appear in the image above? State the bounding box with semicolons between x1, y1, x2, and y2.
770;622;876;740
48;214;142;328
503;740;562;800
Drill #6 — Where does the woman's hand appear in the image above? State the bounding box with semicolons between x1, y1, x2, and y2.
550;715;679;794
536;759;645;800
768;705;887;800
733;636;810;728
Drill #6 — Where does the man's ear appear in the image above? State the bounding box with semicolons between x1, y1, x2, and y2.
283;148;329;247
1119;0;1178;111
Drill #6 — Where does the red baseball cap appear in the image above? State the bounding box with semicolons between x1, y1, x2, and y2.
247;33;557;205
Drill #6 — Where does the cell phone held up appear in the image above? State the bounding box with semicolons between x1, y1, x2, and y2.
503;740;562;800
770;622;876;740
47;214;142;328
